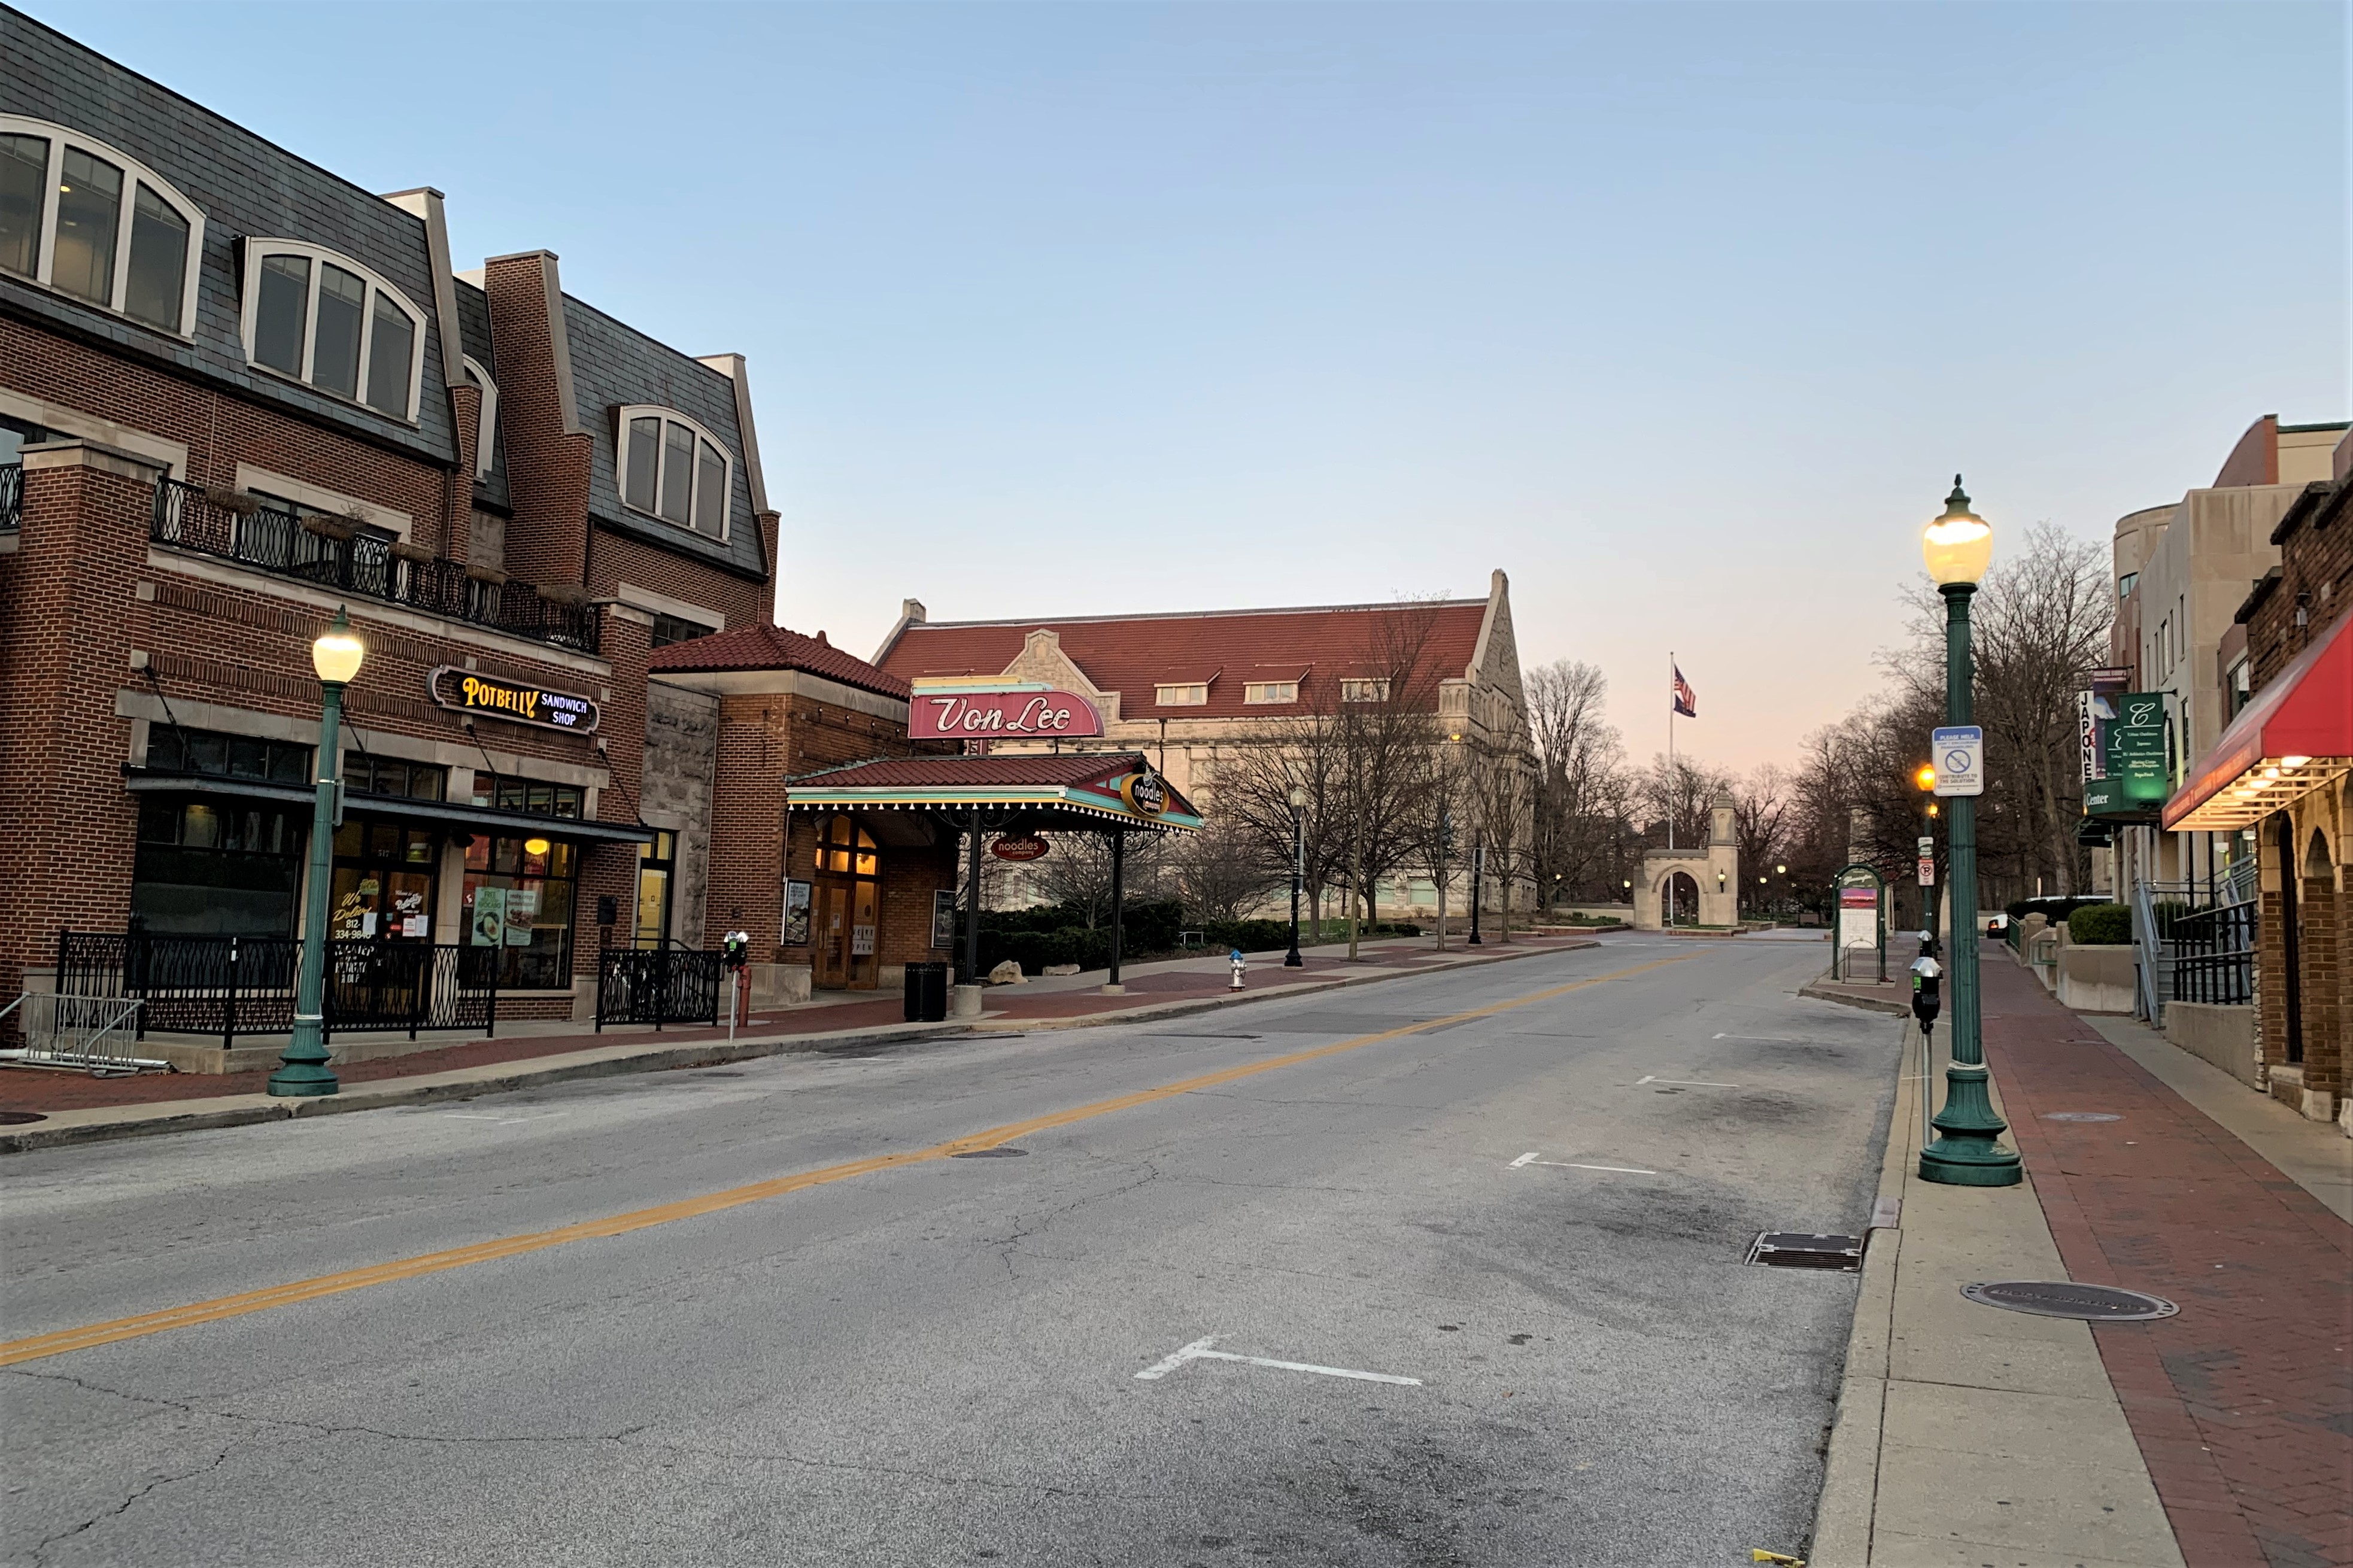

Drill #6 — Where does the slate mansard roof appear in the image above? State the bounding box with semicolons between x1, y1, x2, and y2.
451;276;509;509
558;291;770;582
1;8;457;465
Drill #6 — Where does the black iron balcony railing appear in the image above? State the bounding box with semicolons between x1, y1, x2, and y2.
2170;900;2255;1007
1;461;20;533
150;478;598;655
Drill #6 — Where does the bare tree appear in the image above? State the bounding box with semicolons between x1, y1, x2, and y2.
1525;659;1634;907
1732;764;1794;913
1165;821;1282;924
1027;830;1169;925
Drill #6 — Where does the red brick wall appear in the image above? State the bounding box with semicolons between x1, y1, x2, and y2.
481;254;591;591
591;530;769;634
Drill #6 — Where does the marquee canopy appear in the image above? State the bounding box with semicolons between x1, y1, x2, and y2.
784;751;1203;834
2163;612;2351;832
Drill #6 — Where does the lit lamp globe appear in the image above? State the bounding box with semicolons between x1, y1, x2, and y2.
1921;476;1994;587
312;607;366;685
1289;785;1309;810
1914;763;1937;794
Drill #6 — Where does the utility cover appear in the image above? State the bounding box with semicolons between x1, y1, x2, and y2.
1745;1232;1863;1271
1962;1281;2178;1321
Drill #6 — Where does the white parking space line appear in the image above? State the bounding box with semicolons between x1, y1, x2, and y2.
442;1113;565;1126
1134;1335;1422;1386
1509;1153;1659;1175
1712;1032;1799;1043
1637;1074;1741;1088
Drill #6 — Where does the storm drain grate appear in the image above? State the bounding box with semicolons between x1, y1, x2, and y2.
0;1111;46;1125
952;1147;1030;1159
1745;1232;1863;1271
1963;1281;2177;1320
2042;1111;2121;1122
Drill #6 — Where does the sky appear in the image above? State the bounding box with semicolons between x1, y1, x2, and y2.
31;1;2348;773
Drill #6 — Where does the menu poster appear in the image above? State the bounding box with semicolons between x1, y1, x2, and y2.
781;880;812;946
471;886;506;947
402;916;430;938
931;889;958;949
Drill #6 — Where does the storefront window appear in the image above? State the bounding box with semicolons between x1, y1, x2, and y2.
330;818;441;942
345;753;446;800
462;833;578;988
145;725;311;783
472;775;584;818
130;797;306;935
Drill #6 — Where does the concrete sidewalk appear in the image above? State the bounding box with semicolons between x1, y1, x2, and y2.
0;931;1599;1153
1811;1012;2184;1568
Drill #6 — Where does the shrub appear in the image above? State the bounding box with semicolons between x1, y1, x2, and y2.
2067;903;2132;945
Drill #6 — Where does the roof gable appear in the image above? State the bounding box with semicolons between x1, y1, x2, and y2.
648;623;908;700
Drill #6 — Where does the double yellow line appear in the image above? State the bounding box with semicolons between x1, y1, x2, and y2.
0;953;1695;1369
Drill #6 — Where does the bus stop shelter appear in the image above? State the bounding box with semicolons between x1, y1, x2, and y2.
784;751;1203;1001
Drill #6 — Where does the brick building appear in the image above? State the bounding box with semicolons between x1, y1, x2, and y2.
0;14;810;1039
2164;425;2352;1133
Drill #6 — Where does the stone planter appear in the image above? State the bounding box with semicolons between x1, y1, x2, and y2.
2057;942;2137;1014
2165;1002;2258;1087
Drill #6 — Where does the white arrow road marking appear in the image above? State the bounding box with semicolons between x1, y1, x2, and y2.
1134;1336;1422;1386
1509;1154;1659;1175
1637;1074;1740;1088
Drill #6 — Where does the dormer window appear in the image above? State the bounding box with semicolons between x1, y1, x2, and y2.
1244;681;1298;704
1341;679;1390;703
461;356;499;479
1155;683;1209;707
239;240;426;420
0;116;205;336
616;406;731;539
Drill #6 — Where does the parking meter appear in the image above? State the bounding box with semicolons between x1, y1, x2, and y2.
1909;952;1942;1032
722;929;751;1038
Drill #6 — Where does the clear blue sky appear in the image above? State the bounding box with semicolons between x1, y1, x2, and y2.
33;1;2346;771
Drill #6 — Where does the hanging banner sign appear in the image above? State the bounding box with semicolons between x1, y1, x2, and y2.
2103;692;2168;807
2077;691;2108;783
429;667;600;733
909;683;1105;740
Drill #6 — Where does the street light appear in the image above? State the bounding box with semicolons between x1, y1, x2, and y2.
270;607;365;1098
1917;477;2020;1187
1284;785;1308;967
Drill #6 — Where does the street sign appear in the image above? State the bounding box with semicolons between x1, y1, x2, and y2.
1917;835;1935;886
1932;725;1984;797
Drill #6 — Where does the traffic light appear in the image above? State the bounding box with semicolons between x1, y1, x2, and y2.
1438;809;1455;856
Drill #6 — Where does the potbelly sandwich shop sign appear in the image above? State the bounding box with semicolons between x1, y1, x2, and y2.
909;679;1105;740
429;667;601;733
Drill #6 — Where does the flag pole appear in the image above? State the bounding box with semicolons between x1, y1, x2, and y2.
1667;651;1675;852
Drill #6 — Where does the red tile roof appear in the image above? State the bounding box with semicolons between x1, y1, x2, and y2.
792;752;1149;789
649;623;909;700
875;600;1487;720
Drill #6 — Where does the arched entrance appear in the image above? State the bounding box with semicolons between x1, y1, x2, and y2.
1662;871;1701;927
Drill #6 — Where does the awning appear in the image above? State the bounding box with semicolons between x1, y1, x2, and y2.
2161;612;2352;831
124;768;658;845
784;751;1202;832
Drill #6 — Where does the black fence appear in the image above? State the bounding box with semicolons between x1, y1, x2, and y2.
56;931;501;1044
150;478;597;654
0;461;20;533
594;945;722;1031
2170;901;2256;1007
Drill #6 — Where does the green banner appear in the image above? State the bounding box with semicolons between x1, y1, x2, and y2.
2088;692;2169;816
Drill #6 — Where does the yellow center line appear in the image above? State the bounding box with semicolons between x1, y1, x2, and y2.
0;952;1698;1368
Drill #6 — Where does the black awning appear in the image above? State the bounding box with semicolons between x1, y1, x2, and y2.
123;769;657;846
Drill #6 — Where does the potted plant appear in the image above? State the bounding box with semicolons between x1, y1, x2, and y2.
388;536;435;564
202;485;261;516
301;508;363;543
535;581;591;607
463;561;509;587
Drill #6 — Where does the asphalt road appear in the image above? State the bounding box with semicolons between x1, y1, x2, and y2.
2;934;1896;1567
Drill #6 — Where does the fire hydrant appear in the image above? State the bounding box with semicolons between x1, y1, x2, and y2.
1229;947;1246;990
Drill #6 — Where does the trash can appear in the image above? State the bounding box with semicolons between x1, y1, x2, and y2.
903;961;949;1023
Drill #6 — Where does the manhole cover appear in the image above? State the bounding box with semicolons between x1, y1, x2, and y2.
0;1111;47;1125
2042;1111;2121;1123
951;1147;1028;1159
1962;1281;2178;1321
1745;1232;1863;1271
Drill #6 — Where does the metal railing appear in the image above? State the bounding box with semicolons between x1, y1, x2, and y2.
594;944;722;1031
0;461;20;533
2170;901;2255;1007
150;478;597;654
56;931;503;1043
0;993;167;1075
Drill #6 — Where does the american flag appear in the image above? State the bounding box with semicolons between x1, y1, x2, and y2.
1671;664;1697;718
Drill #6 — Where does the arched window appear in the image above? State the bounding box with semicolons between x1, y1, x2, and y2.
237;239;426;420
0;116;205;336
614;405;732;540
461;355;498;478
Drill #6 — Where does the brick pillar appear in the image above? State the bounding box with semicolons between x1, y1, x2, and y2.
707;695;790;956
575;603;653;992
0;442;162;990
2257;844;2290;1072
443;380;482;564
2299;865;2342;1098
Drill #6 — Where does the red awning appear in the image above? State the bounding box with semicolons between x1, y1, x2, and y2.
2163;612;2352;831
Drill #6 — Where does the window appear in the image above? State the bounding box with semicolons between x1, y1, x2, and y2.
2226;657;2252;718
344;754;447;801
635;830;677;947
0;117;205;335
1155;683;1208;707
145;725;312;784
132;798;307;935
463;834;578;989
1341;679;1390;703
817;815;878;877
650;611;716;648
461;356;499;479
1244;681;1298;704
238;239;426;419
475;776;585;819
614;406;731;539
2117;572;2137;602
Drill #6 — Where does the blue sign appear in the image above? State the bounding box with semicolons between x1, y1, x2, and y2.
1932;725;1984;797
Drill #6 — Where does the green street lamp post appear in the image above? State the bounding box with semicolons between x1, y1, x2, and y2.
1917;478;2021;1186
268;607;365;1098
1285;785;1308;967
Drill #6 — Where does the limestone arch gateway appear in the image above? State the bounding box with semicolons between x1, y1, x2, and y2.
1633;795;1739;931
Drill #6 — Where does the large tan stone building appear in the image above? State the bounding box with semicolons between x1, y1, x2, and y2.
870;570;1533;918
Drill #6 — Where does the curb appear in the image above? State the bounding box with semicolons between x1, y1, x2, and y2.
1798;980;1909;1018
1;938;1599;1154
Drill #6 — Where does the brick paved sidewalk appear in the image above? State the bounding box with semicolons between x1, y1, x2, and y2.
0;935;1590;1117
1981;954;2353;1568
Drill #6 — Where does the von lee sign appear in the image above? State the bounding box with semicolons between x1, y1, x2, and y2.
910;686;1105;740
